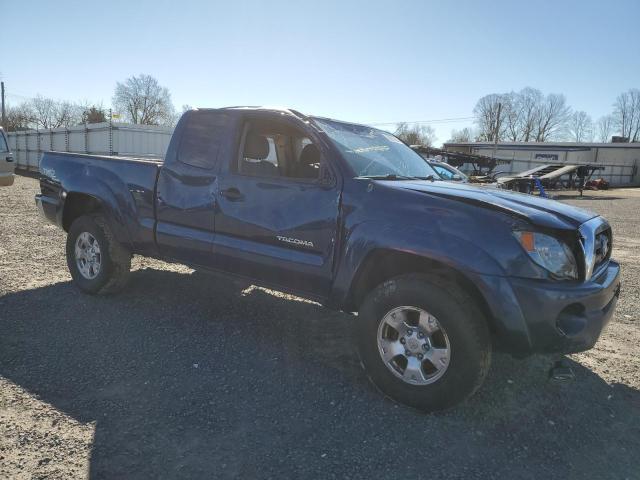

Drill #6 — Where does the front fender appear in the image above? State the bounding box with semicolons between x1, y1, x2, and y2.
330;219;506;308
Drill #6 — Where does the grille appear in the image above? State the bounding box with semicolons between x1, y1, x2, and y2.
578;217;612;281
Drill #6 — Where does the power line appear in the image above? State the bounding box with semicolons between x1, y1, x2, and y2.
368;116;476;126
4;88;479;128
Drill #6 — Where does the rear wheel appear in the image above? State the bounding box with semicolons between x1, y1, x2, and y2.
66;214;131;294
356;274;491;412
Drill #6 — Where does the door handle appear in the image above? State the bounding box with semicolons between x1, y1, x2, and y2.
220;187;243;201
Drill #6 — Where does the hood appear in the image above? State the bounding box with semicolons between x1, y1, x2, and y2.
383;180;597;229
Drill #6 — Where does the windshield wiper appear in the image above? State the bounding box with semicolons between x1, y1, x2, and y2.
359;174;418;181
412;175;438;182
359;174;438;181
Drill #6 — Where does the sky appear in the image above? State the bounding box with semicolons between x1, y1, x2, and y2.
2;0;639;145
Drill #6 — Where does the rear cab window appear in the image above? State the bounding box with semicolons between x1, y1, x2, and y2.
178;111;230;169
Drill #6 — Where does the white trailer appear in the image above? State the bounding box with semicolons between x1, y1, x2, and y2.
6;122;173;171
443;141;640;187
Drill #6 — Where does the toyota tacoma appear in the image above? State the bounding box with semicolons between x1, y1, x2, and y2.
35;107;621;411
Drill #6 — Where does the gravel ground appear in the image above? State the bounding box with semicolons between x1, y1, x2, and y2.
1;175;639;479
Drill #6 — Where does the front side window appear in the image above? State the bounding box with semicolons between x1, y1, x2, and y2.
312;118;437;179
239;122;321;181
240;132;281;177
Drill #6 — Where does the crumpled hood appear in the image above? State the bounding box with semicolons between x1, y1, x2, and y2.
383;180;597;229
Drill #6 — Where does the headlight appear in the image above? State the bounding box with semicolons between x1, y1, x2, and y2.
514;231;578;280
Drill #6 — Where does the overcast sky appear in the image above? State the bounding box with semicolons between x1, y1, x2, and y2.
2;0;639;145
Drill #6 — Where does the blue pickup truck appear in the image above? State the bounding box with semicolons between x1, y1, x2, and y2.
36;107;621;411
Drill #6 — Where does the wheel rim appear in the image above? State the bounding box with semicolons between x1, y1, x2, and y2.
74;232;102;280
376;306;451;385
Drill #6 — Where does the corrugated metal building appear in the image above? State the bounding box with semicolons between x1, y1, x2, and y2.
443;142;640;187
6;122;173;171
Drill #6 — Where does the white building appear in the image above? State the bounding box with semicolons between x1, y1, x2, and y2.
443;142;640;187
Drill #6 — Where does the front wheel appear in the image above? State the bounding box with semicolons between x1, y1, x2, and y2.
66;214;131;295
356;274;491;412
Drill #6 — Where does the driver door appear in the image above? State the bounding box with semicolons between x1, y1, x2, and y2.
213;118;341;298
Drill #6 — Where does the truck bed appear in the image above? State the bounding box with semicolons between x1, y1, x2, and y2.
38;151;163;254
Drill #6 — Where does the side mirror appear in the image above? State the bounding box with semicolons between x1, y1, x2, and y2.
452;174;462;181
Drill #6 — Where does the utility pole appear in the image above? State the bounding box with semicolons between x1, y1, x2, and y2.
491;102;502;161
1;82;6;130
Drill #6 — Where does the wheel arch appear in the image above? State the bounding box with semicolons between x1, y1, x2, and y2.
61;191;133;248
344;249;497;333
62;192;103;231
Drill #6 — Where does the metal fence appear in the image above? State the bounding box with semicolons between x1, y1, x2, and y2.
6;122;173;171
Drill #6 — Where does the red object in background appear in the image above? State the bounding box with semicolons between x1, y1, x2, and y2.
585;178;610;190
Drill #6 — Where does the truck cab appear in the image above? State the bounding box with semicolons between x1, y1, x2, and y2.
155;109;342;299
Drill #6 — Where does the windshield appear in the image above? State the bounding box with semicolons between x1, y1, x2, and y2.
312;118;438;179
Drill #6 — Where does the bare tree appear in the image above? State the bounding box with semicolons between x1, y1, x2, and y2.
630;89;640;142
56;101;79;128
473;88;572;142
5;97;109;131
497;88;545;142
113;74;175;126
568;111;593;142
502;91;522;141
612;89;640;142
473;94;505;141
28;95;81;129
534;93;571;141
30;95;59;129
4;103;35;131
595;115;614;143
394;123;437;146
517;87;543;141
448;127;474;143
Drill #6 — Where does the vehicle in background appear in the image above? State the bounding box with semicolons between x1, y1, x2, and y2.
0;127;15;187
585;178;610;190
35;107;621;412
426;160;469;182
498;164;606;197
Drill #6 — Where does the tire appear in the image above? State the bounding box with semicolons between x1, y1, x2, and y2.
356;273;491;412
66;214;131;295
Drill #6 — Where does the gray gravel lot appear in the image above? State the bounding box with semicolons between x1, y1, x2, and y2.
1;174;639;479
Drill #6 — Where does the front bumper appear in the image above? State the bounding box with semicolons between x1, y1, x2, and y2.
476;260;621;355
511;261;620;353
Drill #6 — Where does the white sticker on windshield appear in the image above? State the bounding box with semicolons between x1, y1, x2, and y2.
347;145;390;154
